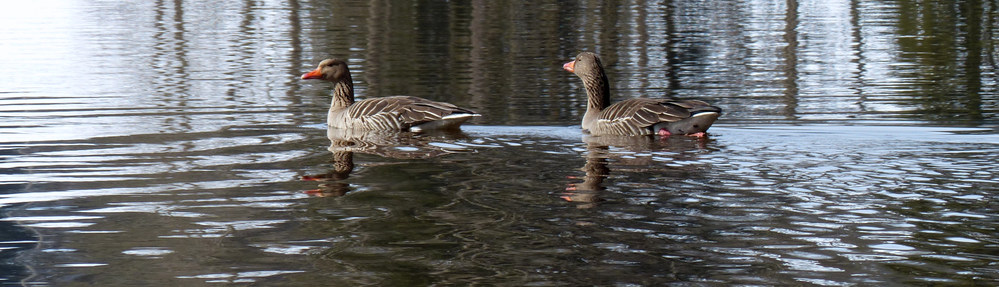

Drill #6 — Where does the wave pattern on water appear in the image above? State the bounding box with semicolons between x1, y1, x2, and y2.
1;0;998;285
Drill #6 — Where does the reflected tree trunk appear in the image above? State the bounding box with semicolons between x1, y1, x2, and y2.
988;0;999;72
962;0;984;121
634;0;651;96
989;0;999;72
468;0;507;122
152;0;194;135
286;0;306;125
365;0;388;99
896;0;988;121
850;0;868;114
781;0;800;120
662;0;681;96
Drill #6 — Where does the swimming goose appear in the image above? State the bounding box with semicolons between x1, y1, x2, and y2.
302;59;479;132
563;52;721;137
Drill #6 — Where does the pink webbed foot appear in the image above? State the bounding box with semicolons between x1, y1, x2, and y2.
688;132;707;138
301;175;325;181
657;128;672;136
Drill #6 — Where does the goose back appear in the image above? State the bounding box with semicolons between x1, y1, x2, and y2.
587;98;721;135
328;96;478;131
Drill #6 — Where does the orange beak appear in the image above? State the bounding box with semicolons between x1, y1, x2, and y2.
562;60;576;73
301;68;323;80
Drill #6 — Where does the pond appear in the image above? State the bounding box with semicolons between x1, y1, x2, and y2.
1;0;998;286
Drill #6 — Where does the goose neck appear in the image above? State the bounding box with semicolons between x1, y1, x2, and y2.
330;75;354;110
583;72;610;112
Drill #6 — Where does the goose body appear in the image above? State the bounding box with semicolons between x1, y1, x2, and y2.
564;52;721;137
302;59;479;132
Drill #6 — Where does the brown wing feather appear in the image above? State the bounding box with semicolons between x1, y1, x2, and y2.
667;99;722;114
345;96;477;130
594;98;691;134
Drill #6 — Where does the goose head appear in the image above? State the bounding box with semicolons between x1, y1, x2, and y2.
563;52;604;79
302;58;350;82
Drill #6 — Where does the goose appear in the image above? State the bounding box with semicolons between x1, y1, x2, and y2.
301;58;479;132
563;52;721;137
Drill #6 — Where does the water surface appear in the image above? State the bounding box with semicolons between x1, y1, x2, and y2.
1;0;998;286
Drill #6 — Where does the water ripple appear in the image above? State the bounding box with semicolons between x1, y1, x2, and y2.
0;0;996;284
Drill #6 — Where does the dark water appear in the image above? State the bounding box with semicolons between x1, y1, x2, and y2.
2;0;998;286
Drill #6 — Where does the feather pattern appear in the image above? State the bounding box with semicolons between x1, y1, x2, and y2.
303;59;479;131
330;96;477;131
564;52;721;136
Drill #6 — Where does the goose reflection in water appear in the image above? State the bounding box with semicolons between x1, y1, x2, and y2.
563;135;712;208
301;128;472;197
